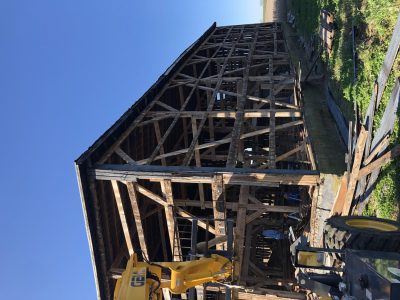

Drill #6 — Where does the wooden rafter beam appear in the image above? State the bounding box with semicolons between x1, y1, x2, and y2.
111;180;134;256
135;183;167;207
125;182;148;257
247;95;299;109
175;207;216;234
115;147;136;164
191;117;206;209
155;100;178;112
178;86;189;148
153;121;167;166
276;144;304;162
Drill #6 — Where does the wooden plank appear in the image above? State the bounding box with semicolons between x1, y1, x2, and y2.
111;180;134;255
157;210;168;261
342;127;368;215
355;80;400;214
153;121;167;166
357;144;400;180
234;185;249;280
191;117;206;209
372;13;400;108
268;79;276;168
241;223;252;281
240;120;303;140
246;205;299;224
146;109;302;118
363;14;400;158
115;147;136;164
329;172;348;216
276;145;304;162
91;164;320;186
363;134;391;166
175;207;216;234
247;95;299;109
175;199;301;212
161;179;182;261
260;79;294;90
178;86;189;148
302;120;317;170
125;182;148;257
205;81;216;161
212;174;226;250
135;184;167;207
155;100;178;112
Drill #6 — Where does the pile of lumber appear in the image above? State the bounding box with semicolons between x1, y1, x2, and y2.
330;13;400;216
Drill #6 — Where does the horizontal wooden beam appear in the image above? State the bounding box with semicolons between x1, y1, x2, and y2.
146;109;302;119
91;164;320;186
174;199;301;212
276;144;304;162
247;95;299;109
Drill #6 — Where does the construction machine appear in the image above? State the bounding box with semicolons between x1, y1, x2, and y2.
113;215;400;300
293;215;400;299
114;253;232;300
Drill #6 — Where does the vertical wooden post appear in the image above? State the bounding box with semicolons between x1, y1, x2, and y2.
211;174;226;250
161;179;182;261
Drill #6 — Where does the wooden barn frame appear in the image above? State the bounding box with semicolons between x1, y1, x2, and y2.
76;22;320;300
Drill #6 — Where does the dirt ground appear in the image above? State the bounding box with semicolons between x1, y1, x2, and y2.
263;0;286;22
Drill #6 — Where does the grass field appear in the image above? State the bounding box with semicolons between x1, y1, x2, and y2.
288;0;400;219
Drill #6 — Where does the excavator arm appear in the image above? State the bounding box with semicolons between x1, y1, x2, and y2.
114;253;232;300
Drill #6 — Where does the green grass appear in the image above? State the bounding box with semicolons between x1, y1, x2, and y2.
289;0;400;220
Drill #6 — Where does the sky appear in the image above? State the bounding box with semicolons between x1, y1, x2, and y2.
0;1;261;299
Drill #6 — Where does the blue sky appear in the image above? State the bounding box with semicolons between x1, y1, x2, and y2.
0;1;261;299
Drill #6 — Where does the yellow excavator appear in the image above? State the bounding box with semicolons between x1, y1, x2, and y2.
114;253;232;300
